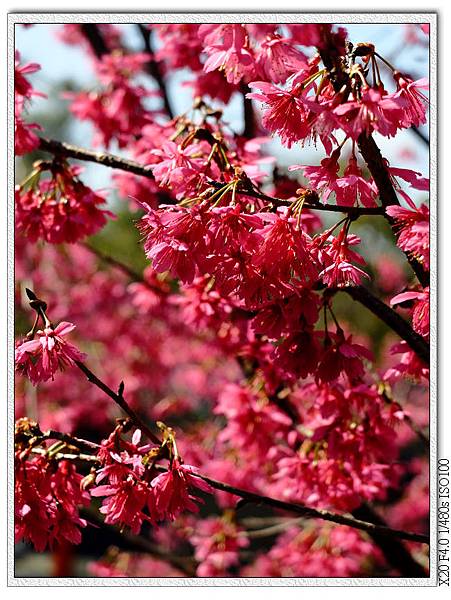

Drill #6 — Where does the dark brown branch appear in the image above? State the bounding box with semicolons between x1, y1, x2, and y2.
37;136;384;217
137;24;174;120
74;360;161;446
341;285;429;365
193;472;429;545
38;137;155;180
80;24;109;59
352;504;428;577
240;82;257;138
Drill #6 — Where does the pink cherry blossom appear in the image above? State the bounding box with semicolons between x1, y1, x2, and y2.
391;287;429;338
256;34;309;83
15;50;41;100
333;87;406;140
15;455;89;552
15;163;113;244
289;150;340;204
334;156;378;208
247;80;316;147
386;203;430;271
202;24;256;84
392;72;429;128
150;460;212;522
15;321;86;385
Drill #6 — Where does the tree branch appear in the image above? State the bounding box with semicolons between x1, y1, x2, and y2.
240;82;257;138
38;137;155;180
37;136;385;217
74;360;161;446
80;24;109;59
193;471;429;546
29;427;429;548
42;429;101;453
137;24;174;120
341;285;430;365
412;125;429;146
352;503;428;577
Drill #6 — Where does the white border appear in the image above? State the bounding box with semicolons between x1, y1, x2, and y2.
7;11;437;587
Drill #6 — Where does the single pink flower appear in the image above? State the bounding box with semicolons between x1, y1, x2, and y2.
289;150;340;204
391;287;429;338
150;460;212;522
392;73;429;128
334;156;378;208
256;34;309;83
15;321;86;385
386;203;430;271
14;116;40;156
333;87;405;140
14;50;41;100
316;331;373;384
92;477;150;534
202;24;256;84
247;81;315;148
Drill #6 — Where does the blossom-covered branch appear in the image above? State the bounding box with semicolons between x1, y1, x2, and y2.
16;424;429;546
37;136;386;217
317;30;429;288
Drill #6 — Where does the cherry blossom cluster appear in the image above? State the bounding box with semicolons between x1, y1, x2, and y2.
15;160;113;244
14;50;43;155
14;21;430;578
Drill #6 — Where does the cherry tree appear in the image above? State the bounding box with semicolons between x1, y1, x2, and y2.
14;22;430;579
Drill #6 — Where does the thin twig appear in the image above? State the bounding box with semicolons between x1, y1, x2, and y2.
74;360;161;446
31;447;99;463
42;429;101;453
